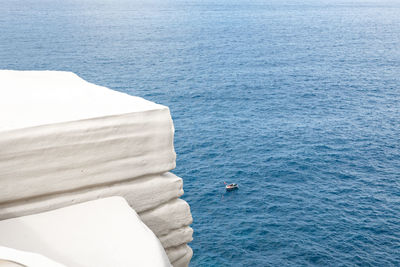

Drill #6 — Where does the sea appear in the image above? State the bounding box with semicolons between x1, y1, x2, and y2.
1;0;400;266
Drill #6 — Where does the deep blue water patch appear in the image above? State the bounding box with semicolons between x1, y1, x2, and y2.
1;0;400;265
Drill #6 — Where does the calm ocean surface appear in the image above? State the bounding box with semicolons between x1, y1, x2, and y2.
1;0;400;265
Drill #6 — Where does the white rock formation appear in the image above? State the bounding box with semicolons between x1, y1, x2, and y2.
0;71;193;266
0;197;171;267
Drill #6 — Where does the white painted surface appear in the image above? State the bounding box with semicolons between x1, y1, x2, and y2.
0;246;65;267
0;70;164;131
0;197;171;267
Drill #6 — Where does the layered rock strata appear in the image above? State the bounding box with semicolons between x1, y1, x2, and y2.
0;71;193;266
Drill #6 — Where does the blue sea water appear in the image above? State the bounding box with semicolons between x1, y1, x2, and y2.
1;0;400;265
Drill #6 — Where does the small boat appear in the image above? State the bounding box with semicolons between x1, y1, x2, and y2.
225;183;239;191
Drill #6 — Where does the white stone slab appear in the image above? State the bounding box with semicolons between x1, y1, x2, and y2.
0;71;176;203
0;172;184;220
0;70;164;131
140;198;193;236
165;244;191;264
158;226;193;249
0;197;171;267
171;246;193;267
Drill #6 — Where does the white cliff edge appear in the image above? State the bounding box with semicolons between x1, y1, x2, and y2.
0;71;193;267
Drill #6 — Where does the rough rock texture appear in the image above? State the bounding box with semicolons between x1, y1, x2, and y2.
0;71;193;266
0;173;184;219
